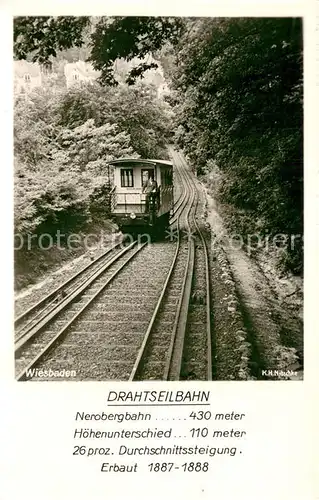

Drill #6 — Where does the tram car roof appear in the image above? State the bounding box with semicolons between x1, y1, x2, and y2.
108;158;173;167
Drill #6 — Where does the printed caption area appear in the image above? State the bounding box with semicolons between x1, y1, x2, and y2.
10;383;306;500
74;389;246;473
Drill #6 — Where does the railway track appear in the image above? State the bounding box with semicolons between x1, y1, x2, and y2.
177;152;213;381
130;183;195;381
15;150;213;381
131;149;213;381
15;190;186;339
15;241;147;380
15;170;187;381
15;238;127;339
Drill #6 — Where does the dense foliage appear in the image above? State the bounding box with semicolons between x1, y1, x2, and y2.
14;16;184;85
171;18;303;272
14;81;173;240
14;16;303;273
14;17;91;63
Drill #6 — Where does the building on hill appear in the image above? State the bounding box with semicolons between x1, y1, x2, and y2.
13;58;169;97
64;61;100;88
14;61;42;95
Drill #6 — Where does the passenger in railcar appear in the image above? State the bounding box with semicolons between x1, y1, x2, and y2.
143;175;159;212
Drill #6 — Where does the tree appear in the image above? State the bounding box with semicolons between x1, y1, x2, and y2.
14;16;185;85
14;16;303;274
52;81;172;158
14;17;91;62
55;118;137;174
172;17;303;272
14;76;173;240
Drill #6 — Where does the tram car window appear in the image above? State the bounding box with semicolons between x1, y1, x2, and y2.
120;169;134;187
107;158;174;239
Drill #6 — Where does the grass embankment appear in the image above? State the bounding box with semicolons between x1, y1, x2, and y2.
14;220;116;291
200;164;303;278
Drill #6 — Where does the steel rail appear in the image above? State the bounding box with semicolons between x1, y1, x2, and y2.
15;237;124;328
163;238;195;380
164;150;196;380
15;241;137;353
178;151;213;380
15;183;185;332
169;166;188;224
16;242;148;381
130;151;195;381
15;156;189;381
15;244;125;343
129;219;181;381
129;154;194;379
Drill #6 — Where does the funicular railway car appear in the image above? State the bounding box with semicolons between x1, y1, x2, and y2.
107;158;174;238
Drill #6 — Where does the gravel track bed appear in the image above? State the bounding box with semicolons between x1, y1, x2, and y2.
15;235;123;317
148;332;172;345
24;241;177;381
79;311;154;321
181;361;206;380
91;298;159;306
170;149;208;382
15;244;143;376
133;242;189;380
70;321;149;334
185;167;258;381
182;333;207;365
187;308;207;327
66;330;146;344
139;345;169;364
135;362;166;381
41;343;141;366
33;362;134;381
181;181;210;381
15;244;138;341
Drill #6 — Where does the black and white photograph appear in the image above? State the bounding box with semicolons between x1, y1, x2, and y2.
13;16;303;382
